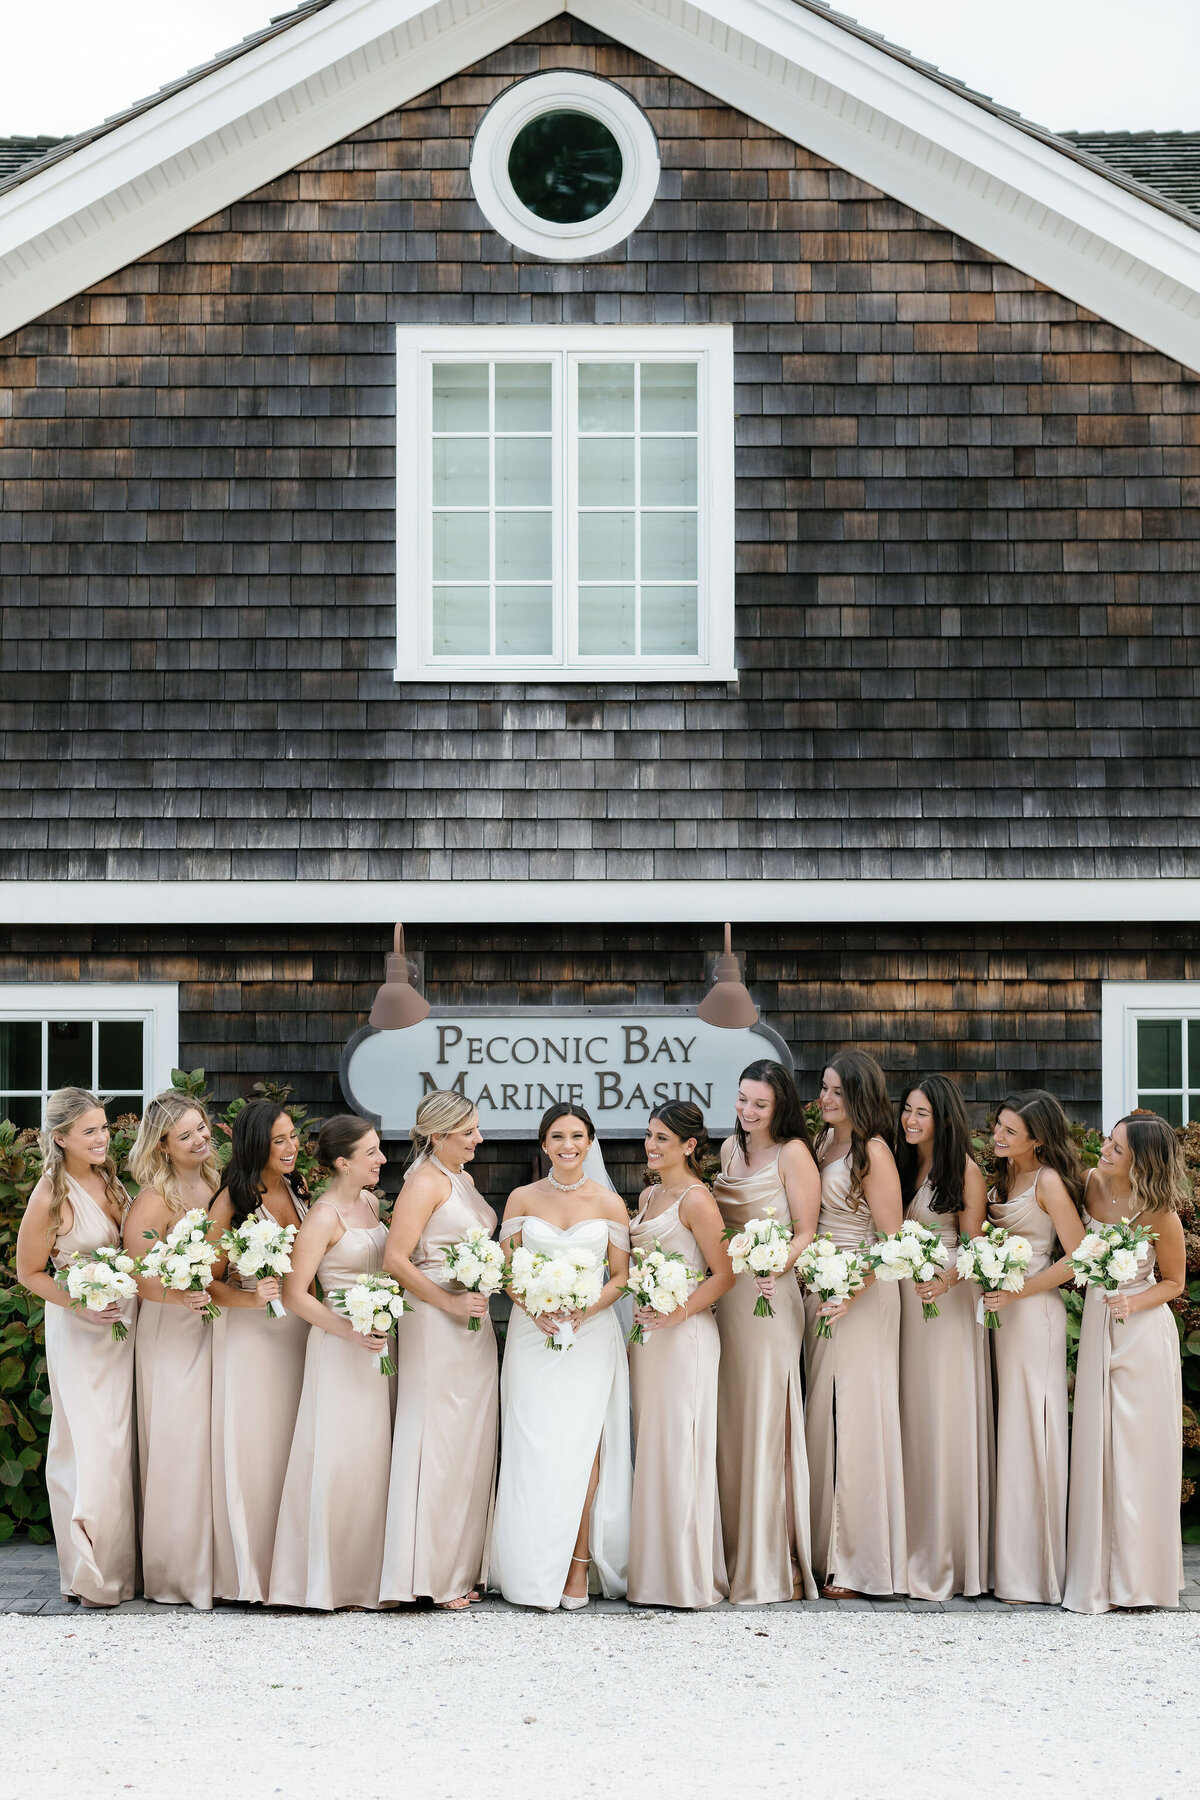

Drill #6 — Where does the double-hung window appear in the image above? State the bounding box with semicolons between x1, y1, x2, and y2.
395;326;735;681
0;983;179;1129
1101;980;1200;1128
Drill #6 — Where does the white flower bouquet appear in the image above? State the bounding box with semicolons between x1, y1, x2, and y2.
956;1222;1033;1329
723;1206;791;1318
866;1220;953;1320
55;1244;138;1341
137;1208;221;1323
331;1272;407;1375
1069;1218;1156;1324
794;1234;867;1337
622;1242;697;1345
219;1216;297;1318
508;1243;604;1350
440;1227;507;1330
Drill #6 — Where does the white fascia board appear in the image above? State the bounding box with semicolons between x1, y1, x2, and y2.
1;879;1199;926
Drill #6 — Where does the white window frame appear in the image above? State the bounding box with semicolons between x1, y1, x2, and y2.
1101;979;1200;1129
0;982;179;1122
395;324;736;683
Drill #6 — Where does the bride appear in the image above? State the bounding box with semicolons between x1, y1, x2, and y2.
487;1103;632;1610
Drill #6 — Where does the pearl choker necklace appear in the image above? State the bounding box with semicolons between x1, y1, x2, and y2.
548;1170;587;1192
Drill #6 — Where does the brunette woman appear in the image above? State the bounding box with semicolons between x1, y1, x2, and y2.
627;1102;735;1609
207;1099;310;1605
269;1116;394;1611
806;1051;907;1599
380;1090;499;1612
15;1089;137;1608
986;1090;1084;1605
1064;1112;1185;1613
125;1090;223;1609
895;1076;991;1601
712;1060;820;1604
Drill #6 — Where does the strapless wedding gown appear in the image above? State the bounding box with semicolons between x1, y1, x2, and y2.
486;1216;632;1610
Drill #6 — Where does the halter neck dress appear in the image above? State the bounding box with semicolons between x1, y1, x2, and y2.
44;1173;138;1606
381;1156;499;1606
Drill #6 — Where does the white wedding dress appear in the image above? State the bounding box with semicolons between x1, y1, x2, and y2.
486;1216;632;1609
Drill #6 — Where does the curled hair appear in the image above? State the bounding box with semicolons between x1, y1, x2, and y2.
38;1088;128;1245
648;1100;713;1184
816;1050;895;1206
538;1102;596;1147
992;1090;1084;1210
129;1090;220;1218
317;1114;377;1173
895;1076;971;1217
408;1089;479;1169
1118;1110;1188;1215
734;1060;812;1160
215;1099;308;1230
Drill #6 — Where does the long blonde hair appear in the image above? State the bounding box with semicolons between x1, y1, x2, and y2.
407;1089;478;1168
1120;1111;1189;1215
128;1090;220;1218
38;1088;128;1245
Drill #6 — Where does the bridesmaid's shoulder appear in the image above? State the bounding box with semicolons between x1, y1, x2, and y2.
778;1135;818;1173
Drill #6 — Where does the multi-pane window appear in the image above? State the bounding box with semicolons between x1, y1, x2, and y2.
0;985;179;1130
1134;1017;1200;1125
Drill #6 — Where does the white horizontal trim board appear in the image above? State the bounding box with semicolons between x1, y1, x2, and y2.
1;880;1198;927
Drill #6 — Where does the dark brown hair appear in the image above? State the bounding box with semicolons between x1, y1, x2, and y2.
215;1099;308;1230
733;1060;812;1160
538;1103;596;1147
993;1090;1084;1210
895;1076;973;1217
648;1100;712;1184
817;1050;895;1205
317;1114;376;1171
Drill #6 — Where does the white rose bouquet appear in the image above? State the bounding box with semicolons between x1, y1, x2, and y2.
441;1227;507;1330
622;1242;698;1345
331;1272;407;1375
55;1243;138;1341
794;1234;867;1337
723;1206;791;1318
956;1222;1033;1329
137;1208;221;1323
508;1243;604;1350
1069;1218;1156;1324
866;1220;952;1320
219;1216;297;1319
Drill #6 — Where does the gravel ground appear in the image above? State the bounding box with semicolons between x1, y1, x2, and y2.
2;1605;1196;1800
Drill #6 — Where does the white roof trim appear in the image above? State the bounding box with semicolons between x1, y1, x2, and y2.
1;0;1200;369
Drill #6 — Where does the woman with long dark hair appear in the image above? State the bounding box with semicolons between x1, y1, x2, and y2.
895;1075;991;1601
806;1050;907;1598
712;1059;820;1603
207;1099;310;1604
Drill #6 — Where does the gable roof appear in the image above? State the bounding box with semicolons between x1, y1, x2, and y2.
0;136;67;181
2;0;1200;372
1062;131;1200;218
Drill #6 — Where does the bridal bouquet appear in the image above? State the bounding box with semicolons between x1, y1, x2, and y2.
956;1222;1033;1329
55;1244;138;1341
441;1227;507;1330
723;1206;791;1318
622;1242;697;1345
866;1221;952;1320
138;1209;221;1322
794;1234;867;1337
219;1216;297;1318
331;1273;407;1375
1069;1218;1156;1323
508;1243;604;1351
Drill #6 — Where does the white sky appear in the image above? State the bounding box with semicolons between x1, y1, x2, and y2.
0;0;1195;138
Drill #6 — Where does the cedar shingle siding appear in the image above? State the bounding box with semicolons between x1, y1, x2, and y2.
2;19;1199;883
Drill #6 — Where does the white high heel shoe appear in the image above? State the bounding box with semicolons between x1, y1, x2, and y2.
560;1556;591;1610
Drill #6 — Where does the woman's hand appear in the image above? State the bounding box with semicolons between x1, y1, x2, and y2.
982;1289;1017;1314
530;1310;562;1340
447;1291;489;1325
635;1304;687;1334
253;1278;282;1309
350;1329;391;1355
1104;1290;1133;1322
817;1296;851;1325
915;1273;952;1304
79;1302;125;1327
183;1289;217;1315
754;1273;777;1300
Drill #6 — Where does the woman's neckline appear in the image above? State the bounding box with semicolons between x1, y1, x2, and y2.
639;1182;697;1224
730;1146;781;1177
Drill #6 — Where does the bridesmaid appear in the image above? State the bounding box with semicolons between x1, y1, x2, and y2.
806;1051;908;1599
207;1099;309;1605
126;1090;223;1610
627;1101;735;1610
268;1115;394;1611
985;1090;1084;1605
1064;1112;1185;1613
15;1089;137;1608
380;1090;499;1611
713;1059;820;1604
894;1076;992;1601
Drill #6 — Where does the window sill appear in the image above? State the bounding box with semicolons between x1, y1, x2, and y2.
393;663;738;685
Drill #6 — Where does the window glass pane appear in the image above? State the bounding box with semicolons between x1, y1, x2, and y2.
579;363;634;432
432;363;489;432
1139;1091;1182;1126
642;586;699;655
578;587;634;655
433;587;490;655
641;511;698;581
1136;1019;1181;1091
0;1095;41;1129
1190;1019;1200;1077
433;438;489;506
579;512;635;580
640;362;697;432
496;512;552;580
99;1021;143;1093
47;1021;91;1090
578;438;634;506
497;587;553;655
496;437;552;506
495;363;552;432
433;512;489;581
641;437;697;506
0;1021;40;1091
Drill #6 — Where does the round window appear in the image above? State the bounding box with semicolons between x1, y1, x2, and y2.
506;110;624;224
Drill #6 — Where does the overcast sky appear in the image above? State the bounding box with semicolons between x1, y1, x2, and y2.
0;0;1194;138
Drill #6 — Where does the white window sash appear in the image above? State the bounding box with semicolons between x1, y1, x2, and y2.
0;982;180;1114
1100;979;1200;1128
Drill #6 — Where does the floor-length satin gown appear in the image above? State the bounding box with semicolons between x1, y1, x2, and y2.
1064;1204;1183;1613
268;1201;393;1611
486;1216;632;1609
380;1159;499;1605
713;1151;816;1603
627;1187;727;1609
804;1147;907;1596
211;1198;309;1604
899;1178;992;1600
44;1175;138;1606
989;1171;1068;1604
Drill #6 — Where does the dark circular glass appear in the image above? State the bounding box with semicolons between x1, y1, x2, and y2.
506;109;623;224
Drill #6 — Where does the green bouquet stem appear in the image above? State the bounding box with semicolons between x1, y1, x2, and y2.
753;1293;775;1319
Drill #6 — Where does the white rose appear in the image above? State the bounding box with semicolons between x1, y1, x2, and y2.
1107;1248;1138;1283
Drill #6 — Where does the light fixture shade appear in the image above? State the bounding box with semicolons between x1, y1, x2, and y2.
696;923;759;1029
369;925;431;1030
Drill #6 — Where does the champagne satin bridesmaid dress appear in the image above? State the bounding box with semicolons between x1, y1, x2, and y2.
44;1174;138;1606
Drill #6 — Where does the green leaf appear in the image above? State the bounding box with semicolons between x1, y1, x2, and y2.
0;1457;22;1487
0;1356;22;1392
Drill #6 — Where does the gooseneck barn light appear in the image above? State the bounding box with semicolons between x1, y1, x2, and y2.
369;924;431;1030
696;923;759;1029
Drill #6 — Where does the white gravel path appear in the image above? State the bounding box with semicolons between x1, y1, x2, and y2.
2;1608;1196;1800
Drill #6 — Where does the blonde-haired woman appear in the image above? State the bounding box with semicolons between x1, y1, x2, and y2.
380;1090;499;1610
15;1089;138;1608
125;1089;223;1610
1064;1112;1186;1613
